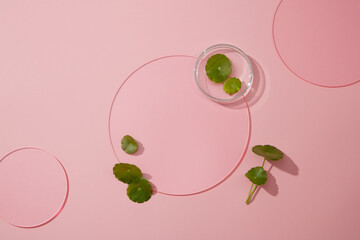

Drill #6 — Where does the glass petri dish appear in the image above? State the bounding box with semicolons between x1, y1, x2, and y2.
194;44;253;103
109;55;250;195
0;147;68;228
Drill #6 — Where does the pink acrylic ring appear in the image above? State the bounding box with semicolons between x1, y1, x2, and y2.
0;147;68;228
273;0;360;87
109;55;251;195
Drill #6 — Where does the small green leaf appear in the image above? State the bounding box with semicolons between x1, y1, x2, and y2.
205;54;231;83
252;145;284;161
245;167;267;185
127;177;153;203
224;77;242;94
113;163;142;184
121;135;138;154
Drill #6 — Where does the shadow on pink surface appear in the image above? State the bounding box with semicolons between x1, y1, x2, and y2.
223;56;266;110
132;140;145;156
134;145;157;196
246;57;266;107
248;154;298;204
262;166;278;196
272;154;299;176
143;173;158;196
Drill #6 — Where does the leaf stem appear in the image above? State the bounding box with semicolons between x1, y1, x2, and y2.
245;158;268;204
248;183;254;197
246;184;258;204
261;157;266;168
245;183;254;204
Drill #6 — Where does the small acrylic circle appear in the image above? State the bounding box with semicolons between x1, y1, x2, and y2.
0;148;68;228
273;0;360;87
109;56;251;195
195;44;253;103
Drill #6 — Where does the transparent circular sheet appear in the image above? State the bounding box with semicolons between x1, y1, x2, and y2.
0;148;68;228
273;0;360;87
109;56;251;195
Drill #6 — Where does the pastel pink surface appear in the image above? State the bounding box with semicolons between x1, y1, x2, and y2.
0;148;68;228
0;1;359;240
273;0;360;87
109;56;250;195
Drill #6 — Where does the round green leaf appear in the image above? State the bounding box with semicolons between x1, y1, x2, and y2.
224;77;242;94
113;163;142;184
121;135;138;154
245;167;267;185
252;145;284;161
205;54;231;83
127;177;153;203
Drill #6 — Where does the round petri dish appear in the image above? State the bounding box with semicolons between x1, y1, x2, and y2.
273;0;360;87
109;55;251;195
0;148;68;228
194;44;253;103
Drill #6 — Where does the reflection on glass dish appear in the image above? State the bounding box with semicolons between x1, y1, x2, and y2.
194;44;253;103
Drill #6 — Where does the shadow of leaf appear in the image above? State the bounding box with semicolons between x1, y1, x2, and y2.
132;141;144;156
149;181;157;196
246;153;298;204
143;173;157;196
272;154;299;175
247;164;281;204
262;169;278;196
222;56;266;110
142;173;152;180
245;57;266;107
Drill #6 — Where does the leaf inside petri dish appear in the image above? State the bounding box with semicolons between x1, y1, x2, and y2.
224;77;242;95
205;54;231;83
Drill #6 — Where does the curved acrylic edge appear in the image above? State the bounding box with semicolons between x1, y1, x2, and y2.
108;55;251;196
272;0;360;88
0;147;69;228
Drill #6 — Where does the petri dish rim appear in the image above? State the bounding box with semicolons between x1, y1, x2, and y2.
194;43;254;102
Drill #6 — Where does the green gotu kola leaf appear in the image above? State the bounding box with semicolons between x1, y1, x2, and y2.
252;145;284;161
224;77;242;94
205;54;232;83
245;167;267;185
121;135;138;154
113;163;142;184
127;177;153;203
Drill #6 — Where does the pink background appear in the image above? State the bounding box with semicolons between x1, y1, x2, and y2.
0;0;360;239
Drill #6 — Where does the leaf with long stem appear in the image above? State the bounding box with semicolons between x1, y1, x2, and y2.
252;145;283;161
245;158;267;204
